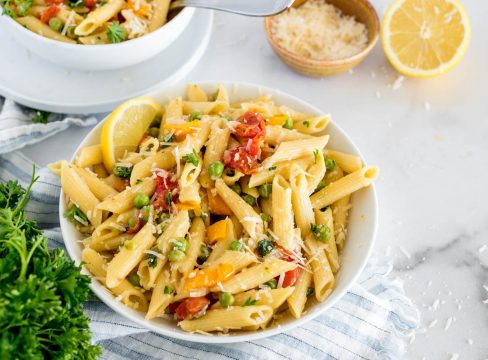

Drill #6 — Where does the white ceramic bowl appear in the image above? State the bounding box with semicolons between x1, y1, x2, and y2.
60;81;378;343
0;7;194;71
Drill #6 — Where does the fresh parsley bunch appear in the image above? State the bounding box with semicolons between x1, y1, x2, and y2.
0;170;102;359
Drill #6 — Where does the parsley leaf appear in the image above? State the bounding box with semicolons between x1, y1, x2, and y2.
243;297;258;306
165;191;173;206
107;21;126;43
313;149;319;164
68;0;84;8
114;164;133;179
1;0;16;17
182;148;199;166
32;110;50;124
15;0;32;16
64;205;89;226
0;170;102;359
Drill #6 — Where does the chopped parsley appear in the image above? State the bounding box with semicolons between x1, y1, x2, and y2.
303;120;310;128
268;166;277;171
114;164;132;179
306;287;314;297
165;191;173;206
32;110;50;124
188;111;202;121
324;156;336;171
313;149;319;164
68;0;84;8
64;205;88;226
243;297;258;306
107;21;126;43
314;180;326;193
163;285;174;295
182;148;200;166
135;179;143;185
15;0;32;16
282;116;293;129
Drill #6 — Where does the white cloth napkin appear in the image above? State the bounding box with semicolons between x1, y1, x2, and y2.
0;97;97;154
0;101;420;360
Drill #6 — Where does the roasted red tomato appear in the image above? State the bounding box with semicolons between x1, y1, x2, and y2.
174;297;210;321
223;146;259;175
45;0;63;3
234;112;266;139
83;0;97;8
40;5;60;23
282;267;301;288
152;174;178;210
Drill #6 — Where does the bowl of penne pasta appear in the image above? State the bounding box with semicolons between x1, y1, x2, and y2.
54;82;379;342
0;0;194;70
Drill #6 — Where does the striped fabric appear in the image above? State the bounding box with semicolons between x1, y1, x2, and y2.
0;97;97;155
0;151;420;360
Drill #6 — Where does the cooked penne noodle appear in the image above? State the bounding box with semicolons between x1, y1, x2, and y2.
75;0;125;36
271;175;295;250
287;269;313;318
179;305;273;332
97;178;156;213
148;0;170;32
294;115;330;134
311;166;379;209
314;208;339;273
16;16;76;44
323;149;363;174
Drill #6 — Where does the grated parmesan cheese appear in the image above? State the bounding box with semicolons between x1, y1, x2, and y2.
270;0;368;61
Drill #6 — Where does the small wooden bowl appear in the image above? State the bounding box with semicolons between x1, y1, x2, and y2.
264;0;380;77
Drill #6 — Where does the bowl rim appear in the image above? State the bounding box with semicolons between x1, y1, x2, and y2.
0;6;194;50
264;0;380;66
60;80;378;344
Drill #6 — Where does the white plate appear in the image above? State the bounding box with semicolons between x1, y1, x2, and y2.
60;81;378;344
0;10;213;114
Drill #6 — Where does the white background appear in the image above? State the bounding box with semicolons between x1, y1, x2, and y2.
21;1;488;358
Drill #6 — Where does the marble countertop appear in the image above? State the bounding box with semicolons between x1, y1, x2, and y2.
19;1;487;358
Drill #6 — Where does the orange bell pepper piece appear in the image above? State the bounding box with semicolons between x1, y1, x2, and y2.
207;188;232;216
184;263;234;290
163;120;200;141
267;115;288;126
206;220;227;244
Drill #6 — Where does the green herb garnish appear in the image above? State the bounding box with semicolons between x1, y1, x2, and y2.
0;170;102;358
32;110;50;124
182;148;200;166
243;297;258;306
107;21;125;43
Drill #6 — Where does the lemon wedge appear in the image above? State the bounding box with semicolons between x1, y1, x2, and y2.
100;97;161;172
382;0;471;78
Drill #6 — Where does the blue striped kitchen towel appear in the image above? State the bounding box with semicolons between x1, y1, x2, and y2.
0;97;97;155
0;151;420;360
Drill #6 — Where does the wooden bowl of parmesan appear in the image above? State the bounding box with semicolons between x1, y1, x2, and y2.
264;0;379;77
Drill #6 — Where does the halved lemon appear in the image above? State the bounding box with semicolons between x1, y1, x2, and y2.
382;0;471;78
101;97;162;172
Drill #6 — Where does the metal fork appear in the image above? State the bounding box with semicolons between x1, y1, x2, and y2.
169;0;294;17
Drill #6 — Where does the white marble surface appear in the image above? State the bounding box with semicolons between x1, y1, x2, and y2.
18;1;488;359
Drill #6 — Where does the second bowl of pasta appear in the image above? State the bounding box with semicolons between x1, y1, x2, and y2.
55;81;379;343
0;0;194;70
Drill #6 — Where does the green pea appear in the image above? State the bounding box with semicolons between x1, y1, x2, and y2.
127;217;137;228
324;157;336;171
282;116;293;129
258;183;272;198
127;273;140;287
140;205;152;222
219;292;234;307
310;223;331;242
230;184;242;194
172;237;189;252
264;279;277;289
66;26;77;39
229;240;244;252
257;239;274;257
149;127;159;138
197;244;212;263
208;161;224;179
164;285;174;295
134;192;150;209
168;249;185;262
242;194;256;206
48;17;63;32
260;213;272;223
